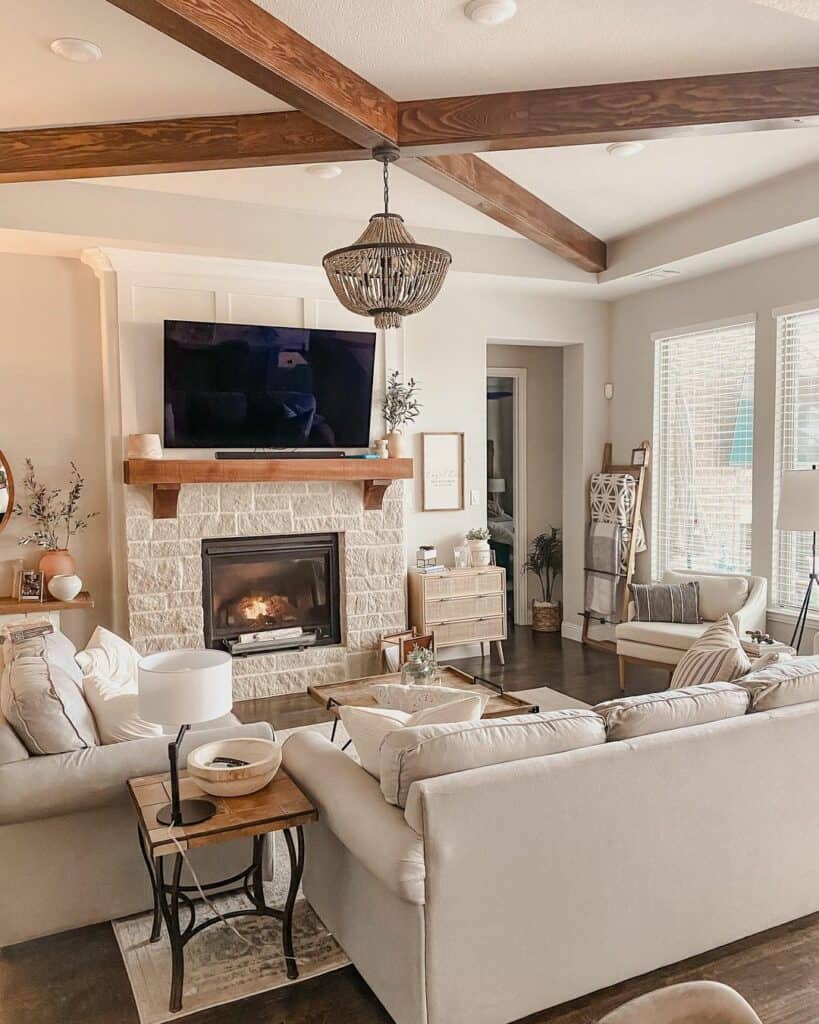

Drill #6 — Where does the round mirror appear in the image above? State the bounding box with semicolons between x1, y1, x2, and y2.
0;451;13;534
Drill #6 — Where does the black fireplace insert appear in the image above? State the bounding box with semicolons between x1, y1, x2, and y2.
201;533;341;655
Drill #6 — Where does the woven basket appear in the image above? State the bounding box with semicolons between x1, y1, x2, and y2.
532;600;561;633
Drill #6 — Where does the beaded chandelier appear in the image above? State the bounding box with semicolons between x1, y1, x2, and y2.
322;145;452;330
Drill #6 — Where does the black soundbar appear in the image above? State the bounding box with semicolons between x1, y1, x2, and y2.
215;451;347;460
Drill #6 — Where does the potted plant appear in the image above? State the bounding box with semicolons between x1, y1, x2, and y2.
382;370;421;458
523;526;563;632
465;526;492;567
14;459;98;582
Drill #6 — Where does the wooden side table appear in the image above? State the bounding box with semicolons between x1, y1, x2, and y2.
128;768;317;1014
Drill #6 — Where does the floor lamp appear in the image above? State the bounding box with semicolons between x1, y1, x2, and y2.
777;466;819;653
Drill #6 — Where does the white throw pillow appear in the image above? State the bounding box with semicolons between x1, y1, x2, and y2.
75;627;163;744
1;632;98;755
371;682;489;714
339;696;484;779
664;570;749;622
381;709;606;808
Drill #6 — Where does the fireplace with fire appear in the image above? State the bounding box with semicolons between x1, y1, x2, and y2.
201;533;341;655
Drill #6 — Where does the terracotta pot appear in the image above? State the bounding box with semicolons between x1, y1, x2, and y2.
39;549;76;583
386;430;407;458
532;599;561;633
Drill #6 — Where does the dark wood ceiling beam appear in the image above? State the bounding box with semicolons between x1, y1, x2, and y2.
401;154;606;272
0;111;364;183
105;0;397;148
397;67;819;153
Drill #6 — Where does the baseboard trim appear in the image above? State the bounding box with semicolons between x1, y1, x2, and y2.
561;621;583;643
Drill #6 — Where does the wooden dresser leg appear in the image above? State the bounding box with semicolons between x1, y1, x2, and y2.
481;641;489;658
618;656;626;693
495;640;505;665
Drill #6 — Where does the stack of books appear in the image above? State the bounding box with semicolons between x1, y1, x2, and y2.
416;564;448;575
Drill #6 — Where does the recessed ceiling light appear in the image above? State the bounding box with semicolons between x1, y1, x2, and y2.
464;0;518;26
606;141;645;159
49;38;103;63
305;164;343;179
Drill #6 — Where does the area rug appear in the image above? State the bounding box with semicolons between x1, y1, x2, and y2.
112;830;349;1024
513;685;592;711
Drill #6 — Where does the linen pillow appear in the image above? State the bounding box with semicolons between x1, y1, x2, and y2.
664;570;749;622
75;626;164;744
0;632;98;755
629;581;700;623
670;614;752;689
737;655;819;711
593;682;749;740
339;696;484;779
380;709;606;808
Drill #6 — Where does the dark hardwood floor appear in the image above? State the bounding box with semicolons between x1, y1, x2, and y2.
2;628;814;1024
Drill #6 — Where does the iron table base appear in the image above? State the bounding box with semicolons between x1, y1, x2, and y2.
137;826;305;1014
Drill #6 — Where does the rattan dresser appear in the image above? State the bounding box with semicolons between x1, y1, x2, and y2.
407;566;506;664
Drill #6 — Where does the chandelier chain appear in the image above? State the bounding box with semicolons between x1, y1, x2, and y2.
383;158;390;217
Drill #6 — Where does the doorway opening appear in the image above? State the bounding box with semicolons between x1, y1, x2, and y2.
486;368;527;624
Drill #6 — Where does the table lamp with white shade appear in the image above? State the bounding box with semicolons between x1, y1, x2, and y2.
488;477;506;515
777;466;819;652
138;650;233;826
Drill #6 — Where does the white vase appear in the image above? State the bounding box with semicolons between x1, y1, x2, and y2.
386;430;407;458
47;573;83;602
467;539;491;567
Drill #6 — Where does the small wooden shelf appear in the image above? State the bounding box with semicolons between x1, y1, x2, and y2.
0;591;94;615
123;458;414;518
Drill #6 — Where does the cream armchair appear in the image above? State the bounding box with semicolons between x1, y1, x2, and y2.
615;570;767;690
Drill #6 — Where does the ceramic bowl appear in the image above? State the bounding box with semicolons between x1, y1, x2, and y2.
47;573;83;602
187;737;282;797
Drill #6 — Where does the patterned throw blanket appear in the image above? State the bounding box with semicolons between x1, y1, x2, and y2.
589;472;646;572
584;473;647;619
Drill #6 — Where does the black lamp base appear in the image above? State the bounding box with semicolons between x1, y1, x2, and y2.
156;798;216;827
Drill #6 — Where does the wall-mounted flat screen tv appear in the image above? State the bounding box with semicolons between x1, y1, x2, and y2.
164;320;377;449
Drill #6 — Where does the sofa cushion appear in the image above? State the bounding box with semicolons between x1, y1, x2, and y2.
629;581;701;623
0;707;29;764
670;615;752;689
76;627;164;744
339;697;484;779
0;632;98;755
616;620;709;651
737;655;819;711
594;682;749;740
664;570;749;622
379;709;605;808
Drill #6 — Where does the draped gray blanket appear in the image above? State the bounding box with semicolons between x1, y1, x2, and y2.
585;571;619;618
585;522;623;576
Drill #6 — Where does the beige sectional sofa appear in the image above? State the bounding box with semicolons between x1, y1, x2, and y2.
283;676;819;1024
615;570;767;684
0;629;273;947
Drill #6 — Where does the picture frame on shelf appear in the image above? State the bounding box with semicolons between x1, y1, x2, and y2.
19;569;44;602
631;447;647;467
421;432;464;511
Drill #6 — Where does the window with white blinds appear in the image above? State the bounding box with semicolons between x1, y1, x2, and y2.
773;306;819;613
651;318;755;580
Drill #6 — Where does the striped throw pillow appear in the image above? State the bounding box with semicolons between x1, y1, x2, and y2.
629;581;700;624
670;614;752;689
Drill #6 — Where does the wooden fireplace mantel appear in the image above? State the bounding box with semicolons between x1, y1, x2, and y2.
123;458;414;519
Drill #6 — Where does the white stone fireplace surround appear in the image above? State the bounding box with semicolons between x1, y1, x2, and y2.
125;478;406;698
